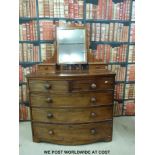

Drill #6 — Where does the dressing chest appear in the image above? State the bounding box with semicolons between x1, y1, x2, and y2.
27;26;116;145
27;70;115;145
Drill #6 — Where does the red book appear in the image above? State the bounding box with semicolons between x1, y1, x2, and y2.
104;0;107;19
122;0;126;20
19;65;23;81
106;45;110;63
125;102;135;115
108;0;113;19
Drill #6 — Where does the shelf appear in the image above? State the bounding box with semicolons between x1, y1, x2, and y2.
129;42;135;45
19;101;29;106
19;17;133;24
19;62;41;66
106;62;126;65
19;17;37;22
19;81;27;85
114;98;135;102
19;40;55;44
124;98;135;101
128;62;135;64
19;40;39;44
115;81;135;84
126;81;135;84
39;40;55;44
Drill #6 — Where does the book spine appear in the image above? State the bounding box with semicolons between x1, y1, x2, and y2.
44;0;50;17
38;0;44;17
19;44;23;62
69;0;74;18
78;0;83;19
64;0;69;18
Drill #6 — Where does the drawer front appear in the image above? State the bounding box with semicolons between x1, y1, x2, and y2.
32;121;112;145
31;106;113;123
28;80;69;93
71;77;114;92
30;91;113;107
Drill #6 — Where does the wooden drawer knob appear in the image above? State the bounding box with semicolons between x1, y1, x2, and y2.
104;80;108;84
48;130;53;135
91;83;96;89
47;113;53;118
90;129;96;135
44;84;51;89
91;112;96;117
46;97;52;103
90;97;96;104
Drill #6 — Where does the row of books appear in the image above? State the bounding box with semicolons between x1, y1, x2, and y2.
40;20;56;40
19;21;133;43
19;0;134;21
86;0;131;20
91;23;129;42
19;0;37;18
114;83;124;100
128;45;135;63
19;21;38;41
19;85;28;103
125;84;135;99
19;43;40;62
131;1;135;21
130;23;135;42
126;64;135;81
108;65;126;81
38;0;84;18
93;45;127;63
19;20;85;41
123;100;135;115
19;104;30;120
19;65;37;82
41;44;55;62
113;101;123;116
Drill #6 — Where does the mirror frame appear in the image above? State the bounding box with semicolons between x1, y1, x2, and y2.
56;26;87;64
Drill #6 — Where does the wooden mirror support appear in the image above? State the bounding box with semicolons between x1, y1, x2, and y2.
37;25;107;73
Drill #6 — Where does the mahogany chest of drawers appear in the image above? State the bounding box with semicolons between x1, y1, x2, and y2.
27;71;115;145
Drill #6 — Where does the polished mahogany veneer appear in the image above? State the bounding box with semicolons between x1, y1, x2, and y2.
27;70;115;145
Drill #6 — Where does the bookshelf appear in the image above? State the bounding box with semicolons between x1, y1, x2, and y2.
19;0;135;120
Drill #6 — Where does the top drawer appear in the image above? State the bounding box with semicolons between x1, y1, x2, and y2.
28;80;69;93
70;77;114;92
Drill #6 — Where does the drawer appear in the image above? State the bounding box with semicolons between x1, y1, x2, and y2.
30;91;113;107
28;80;69;93
32;121;112;145
31;106;113;123
71;77;114;92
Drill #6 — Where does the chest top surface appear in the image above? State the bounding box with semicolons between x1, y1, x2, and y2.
27;70;116;79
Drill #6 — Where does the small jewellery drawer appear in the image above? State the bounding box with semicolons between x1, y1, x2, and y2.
30;91;113;107
32;121;112;145
28;80;69;93
31;106;113;123
70;77;114;92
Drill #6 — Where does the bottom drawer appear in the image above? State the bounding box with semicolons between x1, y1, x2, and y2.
32;121;112;145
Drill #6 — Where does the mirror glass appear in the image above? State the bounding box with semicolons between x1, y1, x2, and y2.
57;27;87;64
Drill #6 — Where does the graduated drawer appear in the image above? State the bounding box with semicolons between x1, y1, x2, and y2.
70;77;114;92
30;91;113;107
28;80;69;93
31;106;113;123
32;121;112;145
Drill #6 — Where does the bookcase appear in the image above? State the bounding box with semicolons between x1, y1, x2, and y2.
19;0;135;121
